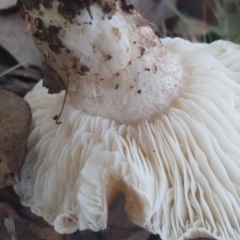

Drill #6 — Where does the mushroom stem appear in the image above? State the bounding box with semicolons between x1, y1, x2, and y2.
21;0;183;124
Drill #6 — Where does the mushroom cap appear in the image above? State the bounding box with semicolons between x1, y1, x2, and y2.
14;37;240;240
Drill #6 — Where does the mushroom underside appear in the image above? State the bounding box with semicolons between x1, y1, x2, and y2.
14;38;240;240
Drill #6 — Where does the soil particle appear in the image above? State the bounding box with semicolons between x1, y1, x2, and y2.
19;0;40;10
58;1;80;21
20;0;135;18
72;57;90;75
42;0;53;8
153;64;157;74
0;90;31;189
33;18;64;55
80;65;90;73
112;27;121;40
57;0;135;21
106;54;112;60
139;47;145;58
120;0;135;13
102;3;111;13
57;0;96;21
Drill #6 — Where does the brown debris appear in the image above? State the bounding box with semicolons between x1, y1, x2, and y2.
42;0;52;8
19;0;136;20
52;0;134;21
33;18;64;54
112;27;121;40
139;47;145;58
80;65;90;73
19;0;40;10
72;57;90;75
106;54;112;60
0;90;31;189
153;64;157;74
57;0;96;21
58;1;79;21
102;3;111;13
42;60;66;93
120;0;135;13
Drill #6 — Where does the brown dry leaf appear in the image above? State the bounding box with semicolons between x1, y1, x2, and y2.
0;89;31;189
42;60;66;94
0;0;17;10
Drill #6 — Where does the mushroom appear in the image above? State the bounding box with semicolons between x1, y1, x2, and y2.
14;0;240;239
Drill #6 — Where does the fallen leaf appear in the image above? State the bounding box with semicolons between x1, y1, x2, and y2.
0;90;31;188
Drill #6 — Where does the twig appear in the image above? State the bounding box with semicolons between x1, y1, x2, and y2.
53;73;69;124
85;0;93;20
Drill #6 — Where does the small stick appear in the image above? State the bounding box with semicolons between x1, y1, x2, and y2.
85;0;93;20
53;73;69;124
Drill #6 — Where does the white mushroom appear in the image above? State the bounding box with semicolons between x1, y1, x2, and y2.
14;0;240;239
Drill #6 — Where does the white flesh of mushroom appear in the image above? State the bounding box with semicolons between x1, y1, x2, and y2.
24;0;182;124
14;1;240;240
